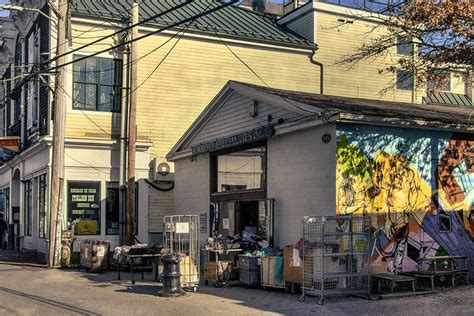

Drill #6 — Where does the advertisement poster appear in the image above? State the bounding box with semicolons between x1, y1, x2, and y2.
68;182;101;235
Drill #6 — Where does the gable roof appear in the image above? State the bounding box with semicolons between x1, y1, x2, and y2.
70;0;313;49
168;81;474;160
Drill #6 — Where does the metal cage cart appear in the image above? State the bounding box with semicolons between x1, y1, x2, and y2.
164;215;200;292
299;215;371;305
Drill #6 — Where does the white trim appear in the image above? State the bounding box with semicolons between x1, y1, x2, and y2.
279;1;390;26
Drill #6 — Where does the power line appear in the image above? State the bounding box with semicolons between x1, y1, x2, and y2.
44;0;195;67
0;1;237;108
45;0;238;73
212;28;322;117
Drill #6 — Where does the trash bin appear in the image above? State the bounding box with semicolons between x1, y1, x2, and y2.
80;240;110;272
239;255;261;287
159;254;184;297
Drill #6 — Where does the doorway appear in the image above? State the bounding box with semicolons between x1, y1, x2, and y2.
216;199;274;247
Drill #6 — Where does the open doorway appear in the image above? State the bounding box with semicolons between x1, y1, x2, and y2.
217;199;274;247
236;201;259;235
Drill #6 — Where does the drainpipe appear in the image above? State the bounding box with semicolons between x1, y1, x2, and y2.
310;45;324;95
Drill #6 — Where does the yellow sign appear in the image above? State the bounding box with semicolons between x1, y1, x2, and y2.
77;220;98;235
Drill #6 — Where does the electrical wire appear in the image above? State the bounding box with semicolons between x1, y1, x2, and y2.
212;28;326;117
44;0;238;73
0;1;236;109
43;0;196;67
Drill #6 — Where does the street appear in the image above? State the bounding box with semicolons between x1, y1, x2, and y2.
0;263;473;316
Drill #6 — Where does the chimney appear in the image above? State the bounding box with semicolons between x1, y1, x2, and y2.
240;0;284;17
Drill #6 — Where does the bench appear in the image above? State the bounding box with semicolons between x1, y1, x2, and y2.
373;273;416;294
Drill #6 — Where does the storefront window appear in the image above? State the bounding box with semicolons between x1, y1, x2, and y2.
24;180;32;236
38;174;48;239
106;182;119;235
67;182;101;235
215;146;266;193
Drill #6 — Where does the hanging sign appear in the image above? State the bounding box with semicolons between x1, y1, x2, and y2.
191;126;274;155
0;137;20;161
200;213;207;234
176;222;190;234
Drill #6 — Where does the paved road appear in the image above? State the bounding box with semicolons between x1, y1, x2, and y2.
0;263;473;315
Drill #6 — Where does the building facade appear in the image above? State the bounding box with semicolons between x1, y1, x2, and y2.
0;0;470;256
168;81;473;279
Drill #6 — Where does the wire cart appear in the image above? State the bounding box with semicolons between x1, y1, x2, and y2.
164;215;200;292
299;215;371;305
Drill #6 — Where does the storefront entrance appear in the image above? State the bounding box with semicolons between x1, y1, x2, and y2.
216;199;274;247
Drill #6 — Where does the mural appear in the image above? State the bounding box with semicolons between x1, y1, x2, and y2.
336;124;473;278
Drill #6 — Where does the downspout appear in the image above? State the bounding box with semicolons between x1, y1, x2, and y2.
119;44;130;246
310;44;324;95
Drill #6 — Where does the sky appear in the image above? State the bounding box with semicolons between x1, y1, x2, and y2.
0;0;10;17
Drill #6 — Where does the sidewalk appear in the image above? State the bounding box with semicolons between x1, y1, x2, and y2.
0;249;47;267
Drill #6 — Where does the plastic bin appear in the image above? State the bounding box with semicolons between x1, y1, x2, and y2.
239;255;260;287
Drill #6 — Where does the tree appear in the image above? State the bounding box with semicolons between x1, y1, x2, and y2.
339;0;473;92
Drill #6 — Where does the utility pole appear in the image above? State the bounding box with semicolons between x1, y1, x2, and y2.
126;0;139;246
48;0;68;268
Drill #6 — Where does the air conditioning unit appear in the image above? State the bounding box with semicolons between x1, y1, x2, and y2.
149;158;174;182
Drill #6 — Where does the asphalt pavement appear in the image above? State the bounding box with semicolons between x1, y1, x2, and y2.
0;262;473;316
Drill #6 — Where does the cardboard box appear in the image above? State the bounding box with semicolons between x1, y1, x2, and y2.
204;261;233;281
283;246;302;284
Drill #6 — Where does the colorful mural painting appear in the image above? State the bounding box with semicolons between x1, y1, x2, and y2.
336;124;474;279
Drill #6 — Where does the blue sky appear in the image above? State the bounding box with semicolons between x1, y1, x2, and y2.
0;0;10;17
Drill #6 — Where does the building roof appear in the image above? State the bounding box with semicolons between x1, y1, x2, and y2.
70;0;313;49
237;82;473;125
423;92;472;107
168;81;473;159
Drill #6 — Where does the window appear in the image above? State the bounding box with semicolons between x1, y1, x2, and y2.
24;180;32;236
67;182;101;235
0;189;5;216
26;30;40;131
73;55;122;112
396;36;413;56
213;145;266;193
427;70;451;92
396;69;413;91
106;182;119;235
5;188;9;223
439;210;452;232
38;174;48;239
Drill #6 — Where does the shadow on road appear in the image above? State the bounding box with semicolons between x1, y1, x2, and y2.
0;286;100;315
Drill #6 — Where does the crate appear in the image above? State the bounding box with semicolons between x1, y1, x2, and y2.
283;246;302;284
204;261;233;281
239;256;261;286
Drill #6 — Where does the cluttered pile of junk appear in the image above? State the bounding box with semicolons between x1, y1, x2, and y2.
202;215;376;305
203;230;303;293
61;215;201;295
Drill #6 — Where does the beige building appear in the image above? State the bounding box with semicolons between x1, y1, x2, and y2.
0;0;470;255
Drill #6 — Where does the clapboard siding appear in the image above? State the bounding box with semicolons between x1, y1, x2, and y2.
148;187;174;233
187;93;305;148
65;23;321;159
